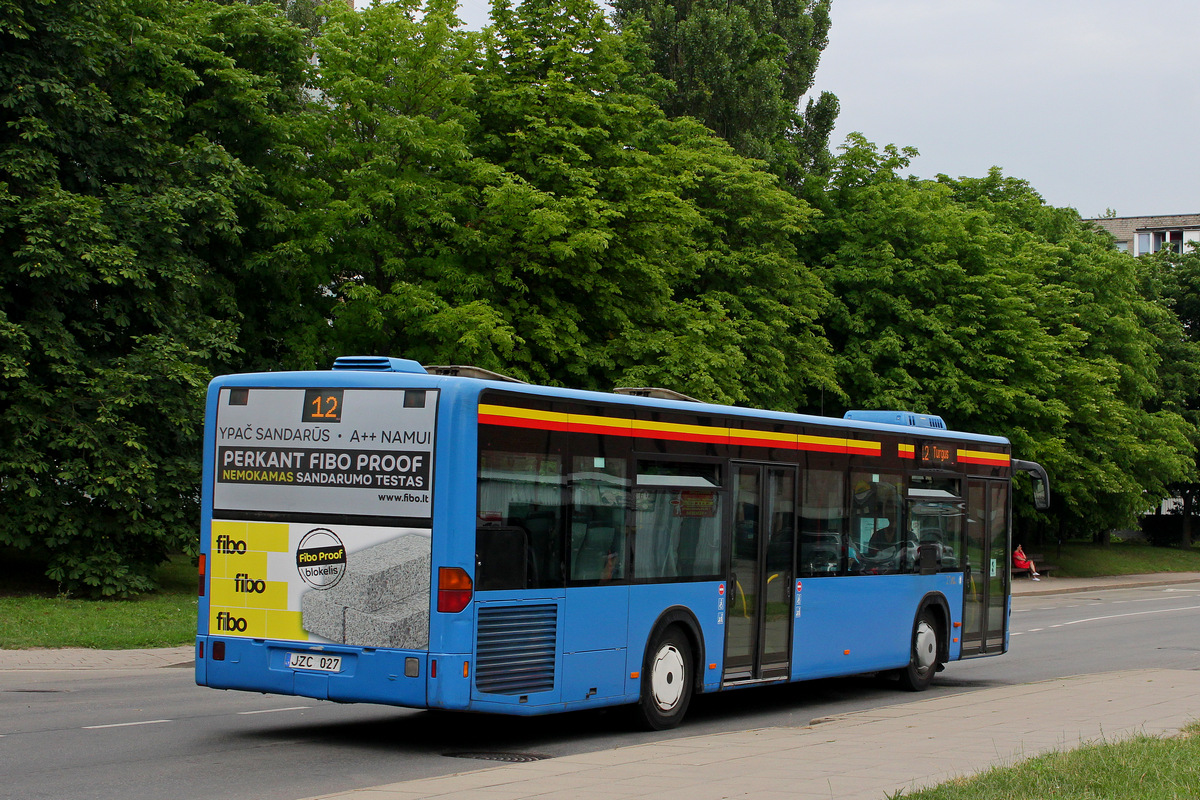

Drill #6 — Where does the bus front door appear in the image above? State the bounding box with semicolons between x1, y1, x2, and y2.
724;463;796;682
962;479;1010;655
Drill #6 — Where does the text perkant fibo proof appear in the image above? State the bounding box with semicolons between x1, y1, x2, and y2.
221;449;424;473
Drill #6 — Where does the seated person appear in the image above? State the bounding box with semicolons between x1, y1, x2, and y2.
1012;545;1040;581
866;523;899;555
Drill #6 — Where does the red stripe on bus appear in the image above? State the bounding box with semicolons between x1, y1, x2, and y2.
480;410;883;457
634;429;727;445
478;413;565;432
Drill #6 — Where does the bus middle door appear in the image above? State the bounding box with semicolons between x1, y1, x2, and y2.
961;479;1010;656
724;463;796;683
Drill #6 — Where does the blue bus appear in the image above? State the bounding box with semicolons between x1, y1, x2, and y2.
196;356;1049;729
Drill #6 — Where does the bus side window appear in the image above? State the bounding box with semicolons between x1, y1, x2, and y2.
477;450;565;589
569;455;629;582
633;462;723;581
849;472;905;574
799;469;844;577
907;476;965;574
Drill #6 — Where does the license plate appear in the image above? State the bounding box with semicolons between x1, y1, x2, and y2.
288;652;342;673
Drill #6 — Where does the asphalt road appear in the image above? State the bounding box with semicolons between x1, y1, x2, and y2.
2;582;1198;800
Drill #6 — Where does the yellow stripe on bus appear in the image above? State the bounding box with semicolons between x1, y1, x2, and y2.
958;449;1010;465
479;404;882;455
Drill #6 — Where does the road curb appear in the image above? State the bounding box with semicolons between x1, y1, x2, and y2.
0;645;194;671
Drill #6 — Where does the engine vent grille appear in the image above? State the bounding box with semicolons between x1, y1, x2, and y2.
475;604;558;695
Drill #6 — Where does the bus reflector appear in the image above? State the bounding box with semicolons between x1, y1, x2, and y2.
437;567;473;613
197;554;206;597
431;659;438;678
463;661;470;679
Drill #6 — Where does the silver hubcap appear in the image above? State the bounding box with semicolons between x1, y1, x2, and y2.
651;644;685;711
913;620;937;675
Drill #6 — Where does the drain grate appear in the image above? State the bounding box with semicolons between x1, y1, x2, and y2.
444;751;552;763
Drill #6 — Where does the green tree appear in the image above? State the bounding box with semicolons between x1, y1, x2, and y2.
298;0;837;407
283;0;511;372
610;0;839;177
800;136;1192;538
946;170;1194;539
1149;244;1200;547
0;0;308;595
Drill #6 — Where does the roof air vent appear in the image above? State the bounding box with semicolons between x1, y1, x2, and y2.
843;410;947;429
331;356;427;374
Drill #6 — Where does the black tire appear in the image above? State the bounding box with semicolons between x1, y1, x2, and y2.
635;626;693;730
897;609;940;692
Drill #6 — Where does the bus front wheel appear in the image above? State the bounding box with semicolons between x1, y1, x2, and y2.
898;609;940;691
636;626;693;730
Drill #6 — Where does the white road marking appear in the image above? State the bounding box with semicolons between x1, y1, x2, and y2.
237;706;312;715
1047;603;1200;628
83;719;171;730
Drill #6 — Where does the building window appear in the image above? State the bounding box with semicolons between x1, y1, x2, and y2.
1139;229;1190;255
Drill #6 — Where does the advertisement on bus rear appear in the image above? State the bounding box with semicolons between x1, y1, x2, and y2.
207;387;436;649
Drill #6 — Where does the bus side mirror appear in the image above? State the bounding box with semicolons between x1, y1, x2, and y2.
1012;459;1051;511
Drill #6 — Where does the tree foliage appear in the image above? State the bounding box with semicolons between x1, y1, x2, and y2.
0;0;307;595
2;0;1196;595
297;0;836;407
800;136;1193;536
1149;244;1200;546
610;0;839;177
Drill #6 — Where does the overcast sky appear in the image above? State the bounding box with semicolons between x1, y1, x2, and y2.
441;0;1198;218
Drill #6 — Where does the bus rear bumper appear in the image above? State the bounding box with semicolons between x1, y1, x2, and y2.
196;635;428;708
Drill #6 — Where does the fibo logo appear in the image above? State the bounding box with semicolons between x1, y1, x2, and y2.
215;611;247;632
215;534;246;554
234;573;266;594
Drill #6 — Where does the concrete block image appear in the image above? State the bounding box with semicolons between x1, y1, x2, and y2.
301;532;432;649
345;602;429;649
300;590;345;643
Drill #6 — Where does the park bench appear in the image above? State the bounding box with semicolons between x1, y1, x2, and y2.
1011;552;1055;579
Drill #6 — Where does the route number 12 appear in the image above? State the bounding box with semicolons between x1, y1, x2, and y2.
302;389;344;423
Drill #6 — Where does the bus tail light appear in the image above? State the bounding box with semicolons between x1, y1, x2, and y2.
437;567;473;613
198;554;206;597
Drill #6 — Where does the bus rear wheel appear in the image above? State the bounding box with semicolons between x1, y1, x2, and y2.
898;609;940;691
636;627;693;730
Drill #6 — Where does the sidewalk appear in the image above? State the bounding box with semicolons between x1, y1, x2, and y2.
0;645;194;671
1010;570;1200;596
299;668;1200;800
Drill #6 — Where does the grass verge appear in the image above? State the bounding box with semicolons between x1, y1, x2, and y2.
899;722;1200;799
0;556;197;650
1040;541;1200;577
